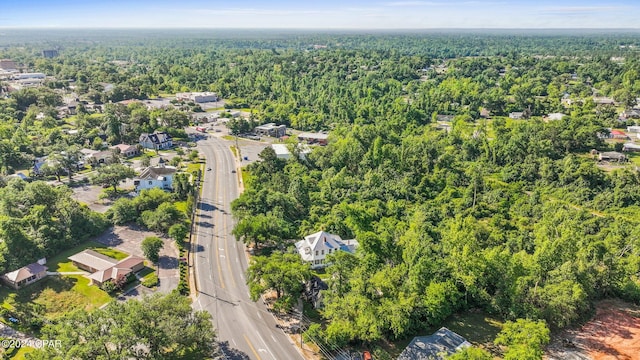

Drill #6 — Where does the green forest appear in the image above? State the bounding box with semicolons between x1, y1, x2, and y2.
2;30;640;358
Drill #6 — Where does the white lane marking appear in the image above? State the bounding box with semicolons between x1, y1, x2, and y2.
232;339;237;346
219;247;225;251
271;335;277;342
257;311;262;319
256;332;276;360
219;255;225;258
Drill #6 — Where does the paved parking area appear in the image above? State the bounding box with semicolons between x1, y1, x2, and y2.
94;225;179;294
71;184;112;213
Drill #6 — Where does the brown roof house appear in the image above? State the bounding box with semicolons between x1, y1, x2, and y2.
1;259;48;289
69;250;145;286
110;144;140;158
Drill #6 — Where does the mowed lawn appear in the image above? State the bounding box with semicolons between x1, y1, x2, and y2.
0;241;129;325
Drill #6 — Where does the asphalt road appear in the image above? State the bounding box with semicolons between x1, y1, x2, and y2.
193;135;302;360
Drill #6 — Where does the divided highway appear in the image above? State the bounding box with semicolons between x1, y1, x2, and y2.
193;134;302;360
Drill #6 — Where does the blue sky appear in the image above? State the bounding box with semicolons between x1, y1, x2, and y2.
0;0;638;29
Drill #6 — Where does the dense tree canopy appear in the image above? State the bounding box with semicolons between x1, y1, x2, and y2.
29;292;217;360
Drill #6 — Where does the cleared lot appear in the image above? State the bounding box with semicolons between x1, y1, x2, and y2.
547;299;640;360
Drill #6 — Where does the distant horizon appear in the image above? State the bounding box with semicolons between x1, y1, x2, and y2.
2;1;639;29
1;27;640;32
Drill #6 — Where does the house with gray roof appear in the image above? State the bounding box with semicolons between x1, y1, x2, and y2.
134;164;176;192
398;327;471;360
139;131;173;150
295;231;358;269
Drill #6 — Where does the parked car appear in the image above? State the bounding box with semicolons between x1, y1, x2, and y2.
362;351;372;360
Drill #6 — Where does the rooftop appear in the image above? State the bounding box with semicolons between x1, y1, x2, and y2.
3;262;47;283
68;249;118;271
398;327;471;360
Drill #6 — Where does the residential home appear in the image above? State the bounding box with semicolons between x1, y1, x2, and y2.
295;231;359;269
254;123;287;138
68;250;144;286
302;276;328;309
1;259;47;289
598;151;627;162
435;123;452;132
626;126;640;133
87;256;145;287
509;112;524;120
623;143;640;152
87;150;115;165
397;327;471;360
110;144;139;158
134;164;176;192
479;108;491;118
435;114;455;122
139;131;173;150
610;130;629;140
6;173;28;181
594;97;616;106
69;250;119;273
546;113;566;121
621;109;640;120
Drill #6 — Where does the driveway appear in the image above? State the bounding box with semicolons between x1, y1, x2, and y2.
94;225;179;294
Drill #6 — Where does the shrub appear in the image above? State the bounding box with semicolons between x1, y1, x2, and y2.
142;273;159;288
101;280;117;293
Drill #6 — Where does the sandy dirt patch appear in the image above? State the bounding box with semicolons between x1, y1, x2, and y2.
547;299;640;360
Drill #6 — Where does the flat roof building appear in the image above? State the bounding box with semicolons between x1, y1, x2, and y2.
255;123;286;138
176;92;218;103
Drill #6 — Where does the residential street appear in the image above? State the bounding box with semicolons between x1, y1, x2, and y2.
192;135;302;360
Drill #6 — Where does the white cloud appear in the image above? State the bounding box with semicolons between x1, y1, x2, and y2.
540;6;628;14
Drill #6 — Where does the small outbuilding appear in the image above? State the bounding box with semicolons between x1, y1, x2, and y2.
1;259;48;289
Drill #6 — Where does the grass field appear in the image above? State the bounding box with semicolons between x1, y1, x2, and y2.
10;346;35;359
91;247;128;261
0;273;111;326
0;241;122;336
185;162;202;174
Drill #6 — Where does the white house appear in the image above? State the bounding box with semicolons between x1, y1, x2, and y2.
547;113;566;121
134;165;176;192
295;231;359;269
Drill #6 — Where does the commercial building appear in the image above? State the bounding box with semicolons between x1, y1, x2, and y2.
254;123;286;138
176;92;219;103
